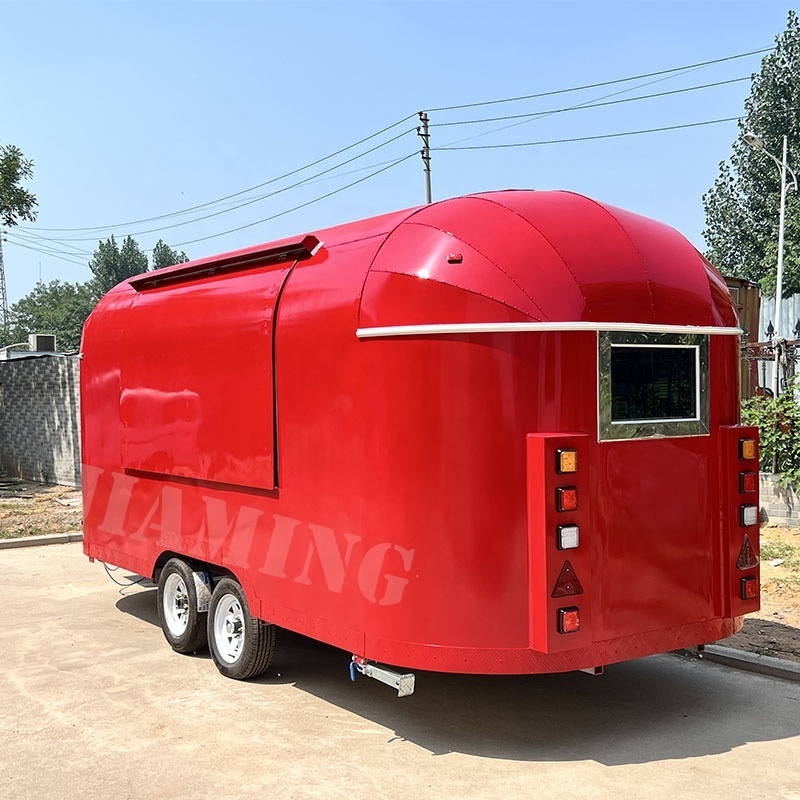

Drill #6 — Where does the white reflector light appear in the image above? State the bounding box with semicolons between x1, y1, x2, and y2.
740;505;758;526
557;524;580;550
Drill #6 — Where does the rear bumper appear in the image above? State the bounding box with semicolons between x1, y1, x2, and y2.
364;616;742;674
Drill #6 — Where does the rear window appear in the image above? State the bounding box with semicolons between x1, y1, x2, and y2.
599;332;709;441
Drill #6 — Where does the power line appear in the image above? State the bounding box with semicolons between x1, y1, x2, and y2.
431;76;752;128
20;112;418;234
10;228;92;256
171;151;417;248
12;153;416;260
39;128;417;244
5;236;88;267
426;46;772;113
433;114;748;151
437;61;723;149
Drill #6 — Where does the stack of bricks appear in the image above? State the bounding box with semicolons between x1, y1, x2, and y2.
0;355;82;486
759;473;800;527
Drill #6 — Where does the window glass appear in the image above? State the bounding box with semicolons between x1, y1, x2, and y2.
611;346;696;422
598;332;709;441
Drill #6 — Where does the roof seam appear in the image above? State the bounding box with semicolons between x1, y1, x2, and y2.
395;220;547;320
366;269;540;321
466;192;591;314
558;190;658;321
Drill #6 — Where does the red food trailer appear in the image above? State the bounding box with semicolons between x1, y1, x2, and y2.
81;190;760;696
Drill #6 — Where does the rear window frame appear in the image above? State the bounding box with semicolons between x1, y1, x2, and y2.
598;330;709;441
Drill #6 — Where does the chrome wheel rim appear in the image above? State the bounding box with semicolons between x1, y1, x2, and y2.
214;594;245;664
163;573;190;637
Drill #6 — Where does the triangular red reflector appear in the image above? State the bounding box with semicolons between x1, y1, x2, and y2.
552;560;584;597
737;533;759;570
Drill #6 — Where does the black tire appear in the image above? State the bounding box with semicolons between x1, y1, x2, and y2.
207;577;276;680
156;558;209;654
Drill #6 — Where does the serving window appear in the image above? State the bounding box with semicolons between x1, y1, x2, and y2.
599;331;709;441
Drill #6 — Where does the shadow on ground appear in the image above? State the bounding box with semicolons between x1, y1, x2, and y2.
117;588;800;767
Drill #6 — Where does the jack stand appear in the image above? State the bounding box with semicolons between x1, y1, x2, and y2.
350;657;416;697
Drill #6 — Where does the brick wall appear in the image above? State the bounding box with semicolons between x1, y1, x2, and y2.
759;473;800;527
0;355;81;486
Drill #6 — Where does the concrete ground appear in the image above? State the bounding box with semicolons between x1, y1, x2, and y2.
1;544;800;800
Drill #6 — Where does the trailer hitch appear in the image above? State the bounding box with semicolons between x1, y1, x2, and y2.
350;656;416;697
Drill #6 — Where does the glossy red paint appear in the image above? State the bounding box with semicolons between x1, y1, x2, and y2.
81;190;757;675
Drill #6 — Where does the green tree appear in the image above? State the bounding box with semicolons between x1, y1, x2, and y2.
702;11;800;297
0;144;37;227
5;280;95;351
151;238;189;269
88;235;149;296
0;235;192;350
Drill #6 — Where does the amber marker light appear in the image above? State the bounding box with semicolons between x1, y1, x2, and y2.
739;439;757;460
556;448;578;474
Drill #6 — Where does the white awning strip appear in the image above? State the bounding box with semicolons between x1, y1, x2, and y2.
356;322;742;339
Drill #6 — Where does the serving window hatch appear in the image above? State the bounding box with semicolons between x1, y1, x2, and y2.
598;331;709;441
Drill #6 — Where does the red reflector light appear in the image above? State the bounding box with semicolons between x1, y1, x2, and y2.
558;607;581;634
736;533;759;570
551;560;584;597
556;486;578;512
740;472;757;493
740;576;758;600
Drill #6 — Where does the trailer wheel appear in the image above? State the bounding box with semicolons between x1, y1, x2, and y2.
208;578;275;680
157;558;208;654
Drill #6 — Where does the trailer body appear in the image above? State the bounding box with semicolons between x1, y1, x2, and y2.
81;190;760;677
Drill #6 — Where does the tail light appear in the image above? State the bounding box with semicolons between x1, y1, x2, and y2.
556;486;578;512
739;472;757;493
740;576;758;600
558;607;581;634
528;433;590;653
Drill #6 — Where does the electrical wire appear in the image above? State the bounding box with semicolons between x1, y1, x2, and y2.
5;231;91;262
20;112;418;234
9;154;416;262
426;45;772;112
431;76;752;127
10;228;93;256
43;127;418;244
171;151;417;248
11;46;774;253
433;114;749;150
4;236;87;267
102;561;148;596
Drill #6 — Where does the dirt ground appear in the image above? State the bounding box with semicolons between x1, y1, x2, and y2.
0;478;82;539
1;479;798;664
718;524;800;664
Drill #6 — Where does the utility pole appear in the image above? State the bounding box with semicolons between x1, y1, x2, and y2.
417;111;432;204
0;228;8;339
